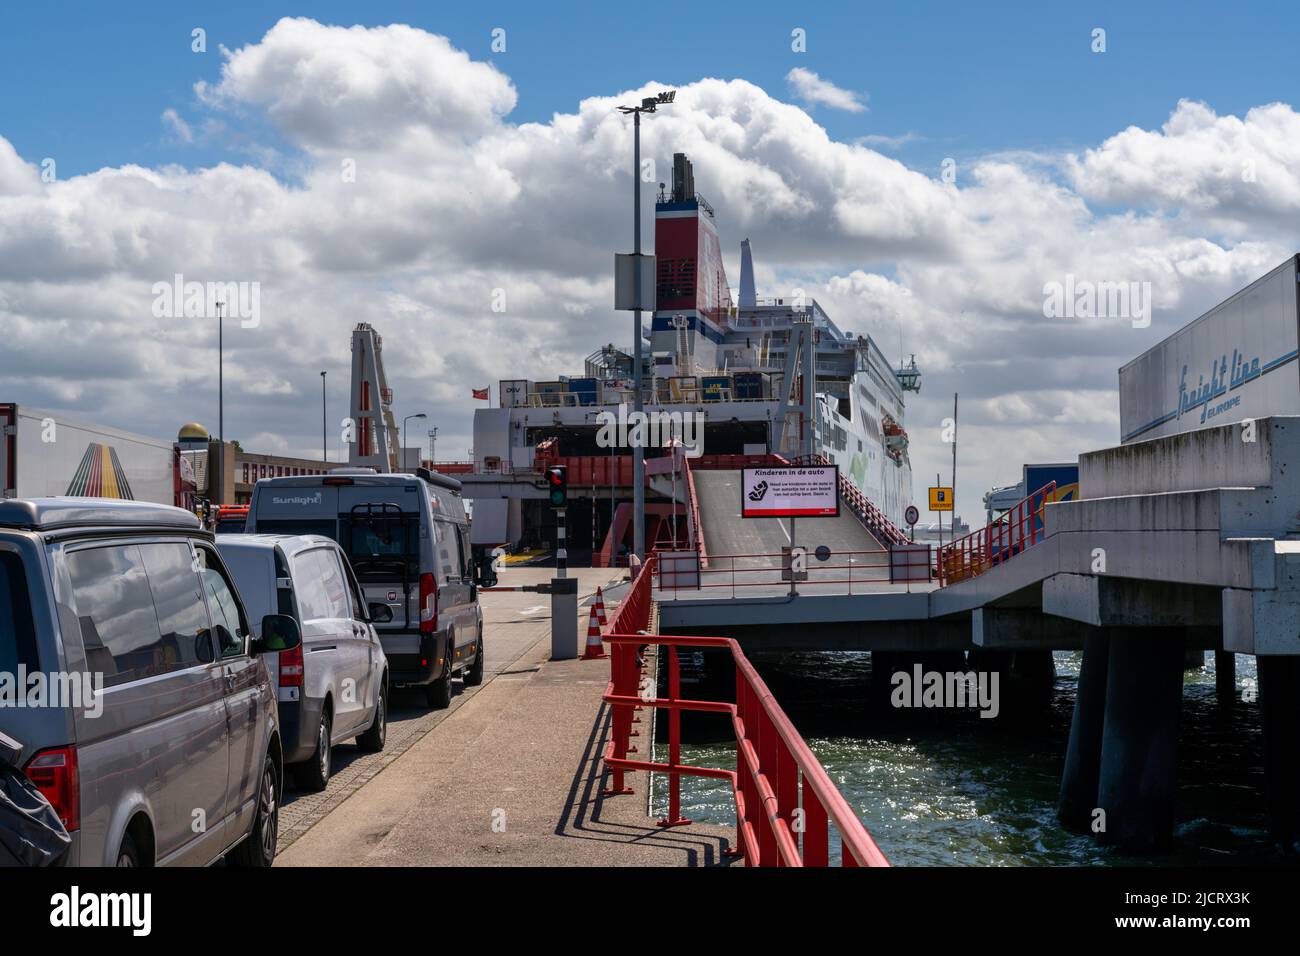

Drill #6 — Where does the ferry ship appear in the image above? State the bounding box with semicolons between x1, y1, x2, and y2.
466;153;919;553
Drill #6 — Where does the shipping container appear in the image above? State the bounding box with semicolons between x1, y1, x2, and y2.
499;379;531;408
533;380;568;406
1119;255;1300;443
701;375;732;402
1023;462;1079;503
0;403;177;504
567;377;600;406
733;371;768;400
669;376;700;401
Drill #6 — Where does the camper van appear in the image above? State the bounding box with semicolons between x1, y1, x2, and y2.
246;468;488;709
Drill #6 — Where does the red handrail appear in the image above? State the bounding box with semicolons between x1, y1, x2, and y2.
937;481;1056;585
601;557;889;867
682;456;708;568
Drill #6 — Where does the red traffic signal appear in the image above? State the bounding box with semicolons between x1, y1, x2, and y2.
546;465;568;508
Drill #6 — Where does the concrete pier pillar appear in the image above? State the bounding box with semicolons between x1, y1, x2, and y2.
1058;630;1109;832
1011;650;1056;713
1184;649;1206;670
868;650;896;710
1257;656;1300;852
1214;651;1236;709
1095;628;1186;851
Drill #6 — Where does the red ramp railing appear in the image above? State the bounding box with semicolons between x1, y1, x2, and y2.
938;481;1056;584
600;558;889;867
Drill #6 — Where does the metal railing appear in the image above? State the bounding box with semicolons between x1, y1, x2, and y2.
938;481;1056;585
601;557;890;867
690;453;785;470
653;547;931;597
683;455;706;566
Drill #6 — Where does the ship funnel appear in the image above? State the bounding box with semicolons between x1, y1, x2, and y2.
739;238;756;308
671;153;695;203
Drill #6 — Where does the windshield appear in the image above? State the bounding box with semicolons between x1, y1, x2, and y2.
342;514;419;581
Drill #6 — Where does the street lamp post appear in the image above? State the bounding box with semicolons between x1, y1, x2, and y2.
320;371;327;464
403;413;427;471
617;89;674;562
216;300;224;443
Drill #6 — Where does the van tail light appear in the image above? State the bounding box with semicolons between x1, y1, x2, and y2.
419;572;438;634
279;643;304;687
25;746;79;832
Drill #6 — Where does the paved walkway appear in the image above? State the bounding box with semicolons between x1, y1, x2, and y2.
276;566;736;867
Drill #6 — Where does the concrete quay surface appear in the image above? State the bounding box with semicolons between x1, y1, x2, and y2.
276;565;735;867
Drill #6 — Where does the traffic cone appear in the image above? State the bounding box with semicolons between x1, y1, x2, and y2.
581;604;607;660
593;587;608;628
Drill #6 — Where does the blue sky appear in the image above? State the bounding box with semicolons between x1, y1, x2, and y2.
4;1;1298;180
4;3;1300;519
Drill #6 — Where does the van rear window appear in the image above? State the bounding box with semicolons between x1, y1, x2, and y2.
342;513;419;581
0;552;38;674
253;518;338;540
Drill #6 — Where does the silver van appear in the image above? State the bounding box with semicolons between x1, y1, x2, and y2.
246;469;486;709
216;534;388;791
0;497;300;866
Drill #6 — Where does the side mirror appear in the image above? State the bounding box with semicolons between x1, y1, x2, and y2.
195;630;216;664
254;613;301;654
475;553;498;588
368;602;394;624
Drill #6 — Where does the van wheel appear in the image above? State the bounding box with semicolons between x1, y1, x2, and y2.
425;644;453;709
356;679;387;752
295;711;332;792
463;637;485;687
229;755;279;867
116;833;140;867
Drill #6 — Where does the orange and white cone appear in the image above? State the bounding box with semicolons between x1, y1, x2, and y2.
581;603;607;660
593;587;608;628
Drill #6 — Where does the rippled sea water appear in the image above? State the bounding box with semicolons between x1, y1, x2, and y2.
648;650;1290;866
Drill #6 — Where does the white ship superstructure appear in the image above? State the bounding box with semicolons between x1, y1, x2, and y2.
467;153;918;552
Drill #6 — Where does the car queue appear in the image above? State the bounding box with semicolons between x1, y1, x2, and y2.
0;466;491;867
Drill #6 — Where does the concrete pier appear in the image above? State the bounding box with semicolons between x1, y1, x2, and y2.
1258;656;1300;852
1215;650;1236;709
1058;631;1110;832
276;568;736;867
1095;628;1186;851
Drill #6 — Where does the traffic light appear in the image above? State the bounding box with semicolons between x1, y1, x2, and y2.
546;465;568;508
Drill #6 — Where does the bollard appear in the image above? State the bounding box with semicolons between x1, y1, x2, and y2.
548;576;579;660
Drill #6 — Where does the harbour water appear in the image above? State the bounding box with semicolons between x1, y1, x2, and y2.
650;650;1288;866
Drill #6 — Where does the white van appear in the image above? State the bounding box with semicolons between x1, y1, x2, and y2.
246;469;487;709
217;534;389;791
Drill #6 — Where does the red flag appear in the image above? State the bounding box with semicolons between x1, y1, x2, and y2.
472;387;489;400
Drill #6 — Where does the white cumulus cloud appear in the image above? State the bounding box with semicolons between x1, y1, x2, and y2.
786;67;867;113
2;20;1300;518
